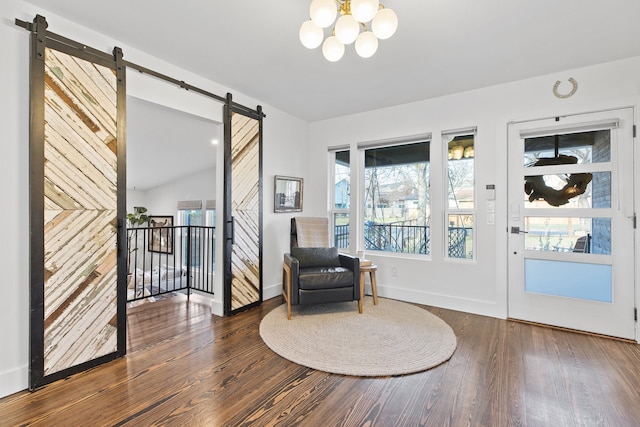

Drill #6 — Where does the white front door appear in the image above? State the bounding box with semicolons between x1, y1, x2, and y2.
507;108;635;340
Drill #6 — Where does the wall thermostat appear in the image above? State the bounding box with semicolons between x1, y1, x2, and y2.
486;184;495;200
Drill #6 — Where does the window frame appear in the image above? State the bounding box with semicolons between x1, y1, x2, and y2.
177;202;203;270
329;147;351;251
443;127;477;261
205;200;216;271
357;134;433;258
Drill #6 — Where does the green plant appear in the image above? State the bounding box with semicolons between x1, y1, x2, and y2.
127;206;149;227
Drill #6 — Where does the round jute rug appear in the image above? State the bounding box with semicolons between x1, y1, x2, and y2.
259;298;457;377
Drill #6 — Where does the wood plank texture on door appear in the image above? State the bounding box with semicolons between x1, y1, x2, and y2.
230;112;261;311
43;47;118;375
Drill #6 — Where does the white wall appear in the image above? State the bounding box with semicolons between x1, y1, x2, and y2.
126;189;147;213
1;0;31;400
262;108;312;300
1;0;309;397
143;168;216;216
308;57;640;321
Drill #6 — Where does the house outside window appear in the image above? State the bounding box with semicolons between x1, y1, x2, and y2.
444;128;476;260
359;136;431;255
330;148;351;249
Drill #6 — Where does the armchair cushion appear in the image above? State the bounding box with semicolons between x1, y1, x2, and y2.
298;266;354;290
291;246;341;268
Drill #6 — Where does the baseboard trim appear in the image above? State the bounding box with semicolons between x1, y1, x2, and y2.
268;282;503;319
0;365;27;399
372;284;502;319
263;283;282;301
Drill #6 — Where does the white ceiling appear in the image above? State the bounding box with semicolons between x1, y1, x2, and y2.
126;96;218;190
25;0;640;123
25;0;640;190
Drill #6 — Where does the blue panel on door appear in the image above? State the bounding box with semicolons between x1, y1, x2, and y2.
524;259;612;302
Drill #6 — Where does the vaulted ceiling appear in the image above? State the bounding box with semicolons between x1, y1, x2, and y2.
126;97;218;190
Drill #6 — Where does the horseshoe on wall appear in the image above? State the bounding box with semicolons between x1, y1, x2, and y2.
553;77;578;98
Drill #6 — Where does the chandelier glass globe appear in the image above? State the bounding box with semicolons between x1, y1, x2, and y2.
322;36;345;62
355;31;378;58
299;20;324;49
372;7;398;39
334;14;360;45
310;0;338;28
350;0;380;23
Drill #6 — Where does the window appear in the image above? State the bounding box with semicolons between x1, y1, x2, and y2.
180;209;203;226
330;148;351;249
177;200;203;269
444;129;476;259
205;200;216;270
360;138;431;255
522;130;612;254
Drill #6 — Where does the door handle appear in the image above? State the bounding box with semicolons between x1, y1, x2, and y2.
510;226;528;234
230;216;235;245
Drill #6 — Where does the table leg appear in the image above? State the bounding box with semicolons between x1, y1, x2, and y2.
370;271;378;305
283;262;292;320
359;271;364;313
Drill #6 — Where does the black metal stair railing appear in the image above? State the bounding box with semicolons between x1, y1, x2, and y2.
126;225;216;302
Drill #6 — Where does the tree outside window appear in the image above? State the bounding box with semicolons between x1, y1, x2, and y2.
363;141;430;255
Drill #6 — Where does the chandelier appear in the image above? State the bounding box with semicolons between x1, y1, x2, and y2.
299;0;398;62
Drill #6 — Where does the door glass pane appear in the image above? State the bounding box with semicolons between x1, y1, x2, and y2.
524;217;610;254
524;172;611;208
524;130;611;166
525;259;612;302
447;214;473;259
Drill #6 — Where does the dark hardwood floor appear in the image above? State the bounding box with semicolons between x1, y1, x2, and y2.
2;294;640;426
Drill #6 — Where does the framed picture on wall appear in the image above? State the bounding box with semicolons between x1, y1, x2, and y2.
148;215;174;254
274;175;303;212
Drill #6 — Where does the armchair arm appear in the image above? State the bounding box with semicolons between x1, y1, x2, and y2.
284;253;301;304
338;253;358;270
284;253;301;275
339;254;360;300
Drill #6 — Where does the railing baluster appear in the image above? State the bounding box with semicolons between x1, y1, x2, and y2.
125;224;216;303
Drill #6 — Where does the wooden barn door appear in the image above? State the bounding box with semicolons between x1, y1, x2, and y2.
223;98;263;315
28;16;126;389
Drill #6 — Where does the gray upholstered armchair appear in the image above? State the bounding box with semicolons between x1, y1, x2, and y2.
282;217;361;319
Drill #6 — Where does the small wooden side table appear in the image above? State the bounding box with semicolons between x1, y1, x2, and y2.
359;263;378;305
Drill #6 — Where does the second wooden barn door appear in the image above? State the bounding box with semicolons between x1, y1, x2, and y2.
223;102;263;315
